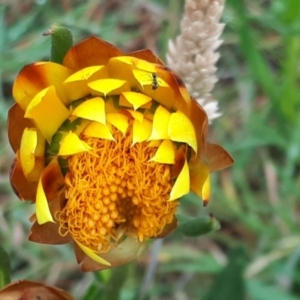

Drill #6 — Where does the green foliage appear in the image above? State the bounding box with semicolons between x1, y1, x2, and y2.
0;246;11;289
247;280;300;300
204;247;248;300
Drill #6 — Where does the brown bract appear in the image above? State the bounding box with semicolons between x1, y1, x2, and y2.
0;280;75;300
9;152;38;201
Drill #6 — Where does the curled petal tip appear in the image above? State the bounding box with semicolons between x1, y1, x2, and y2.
203;199;209;207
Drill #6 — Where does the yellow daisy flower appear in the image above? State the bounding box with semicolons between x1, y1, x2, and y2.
8;36;233;271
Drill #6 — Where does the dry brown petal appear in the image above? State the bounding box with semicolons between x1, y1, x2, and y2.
9;152;38;202
40;158;65;201
127;49;164;64
172;145;187;178
8;103;34;153
190;99;208;158
29;196;71;245
202;143;234;172
63;36;123;71
0;280;75;300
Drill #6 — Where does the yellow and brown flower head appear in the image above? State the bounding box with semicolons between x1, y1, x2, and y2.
8;36;233;271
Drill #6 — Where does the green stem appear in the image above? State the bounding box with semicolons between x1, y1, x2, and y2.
101;264;129;300
279;35;300;124
0;246;11;289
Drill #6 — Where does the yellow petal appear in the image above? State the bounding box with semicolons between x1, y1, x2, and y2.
134;58;157;72
119;94;132;107
107;56;162;92
13;62;73;110
133;69;169;90
202;175;211;206
189;160;211;205
106;113;129;135
126;110;144;122
63;82;89;102
36;177;54;224
20;128;45;181
131;69;175;110
105;97;119;113
169;159;190;201
155;66;191;115
58;132;92;155
112;56;136;66
73;119;90;135
120;91;152;110
150;139;175;164
132;118;152;145
149;105;171;140
83;121;115;140
63;66;108;101
143;110;154;121
71;97;106;124
19;128;37;176
25;86;70;142
110;56;155;73
64;65;108;82
168;111;197;153
107;57;138;88
148;140;162;147
75;240;111;266
111;56;156;73
88;79;130;96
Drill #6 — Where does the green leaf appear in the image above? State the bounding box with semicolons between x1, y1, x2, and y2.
277;0;300;24
43;24;73;64
160;253;222;274
0;5;6;53
278;35;300;124
282;111;300;192
0;246;11;289
178;215;220;237
247;280;299;300
7;9;40;42
100;264;128;300
228;0;277;101
82;284;102;300
204;246;248;300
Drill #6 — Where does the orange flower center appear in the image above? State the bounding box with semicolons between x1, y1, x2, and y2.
56;124;178;253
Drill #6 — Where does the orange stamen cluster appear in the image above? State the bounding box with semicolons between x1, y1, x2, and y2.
56;123;178;253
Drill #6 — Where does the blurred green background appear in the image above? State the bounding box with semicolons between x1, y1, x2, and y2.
1;0;300;299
